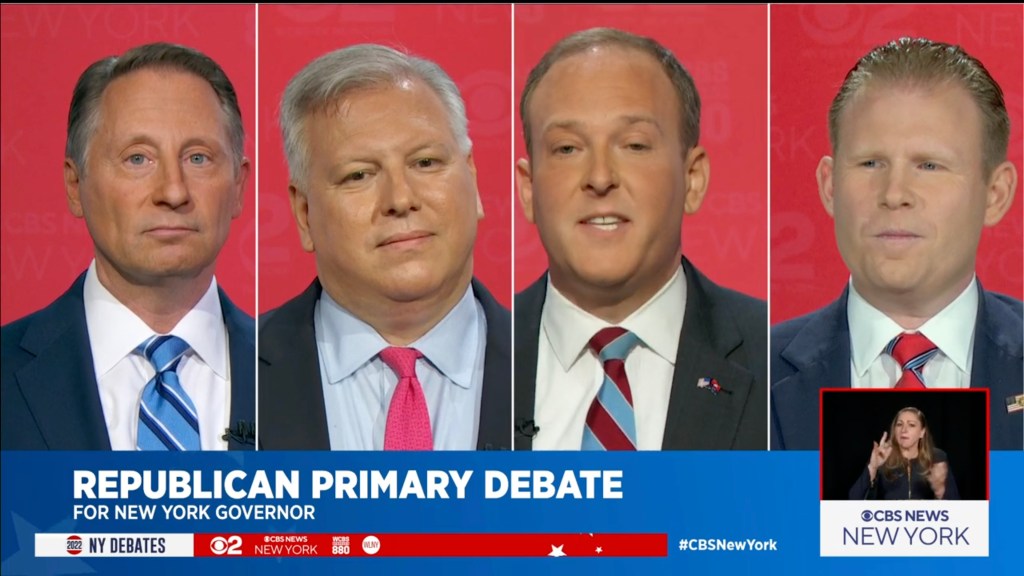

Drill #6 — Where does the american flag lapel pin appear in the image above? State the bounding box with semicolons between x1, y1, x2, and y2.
1007;394;1023;414
697;377;731;395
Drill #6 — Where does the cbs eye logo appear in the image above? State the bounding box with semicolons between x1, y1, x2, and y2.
210;535;243;555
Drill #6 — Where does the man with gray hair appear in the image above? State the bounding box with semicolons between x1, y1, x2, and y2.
771;38;1022;450
259;44;511;451
1;42;255;451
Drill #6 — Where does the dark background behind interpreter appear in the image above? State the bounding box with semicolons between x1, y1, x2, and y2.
821;390;988;500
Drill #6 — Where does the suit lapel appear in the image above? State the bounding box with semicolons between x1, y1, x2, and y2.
258;280;331;449
16;275;110;449
662;261;755;449
772;291;851;450
513;275;546;450
219;289;256;451
472;280;512;450
970;287;1024;450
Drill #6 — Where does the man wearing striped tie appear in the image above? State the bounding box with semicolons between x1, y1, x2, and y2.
1;43;256;451
514;28;768;451
770;38;1022;451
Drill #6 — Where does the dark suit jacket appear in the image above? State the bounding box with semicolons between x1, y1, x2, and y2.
1;272;256;450
514;257;767;450
258;278;511;450
771;285;1023;450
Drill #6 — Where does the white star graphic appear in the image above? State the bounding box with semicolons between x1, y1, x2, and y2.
548;544;566;557
1;512;92;576
596;546;603;554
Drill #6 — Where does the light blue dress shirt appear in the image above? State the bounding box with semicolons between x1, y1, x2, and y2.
314;285;486;450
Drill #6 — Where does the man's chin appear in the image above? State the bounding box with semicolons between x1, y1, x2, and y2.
376;274;463;305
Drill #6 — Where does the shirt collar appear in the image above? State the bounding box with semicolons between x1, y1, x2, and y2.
541;264;686;371
83;260;227;378
847;276;978;376
317;284;480;389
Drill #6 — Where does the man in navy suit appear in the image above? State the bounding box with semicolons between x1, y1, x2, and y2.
258;45;511;450
513;28;766;450
771;38;1022;451
1;43;255;451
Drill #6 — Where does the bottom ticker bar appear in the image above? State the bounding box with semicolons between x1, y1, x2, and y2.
192;533;667;558
38;532;667;558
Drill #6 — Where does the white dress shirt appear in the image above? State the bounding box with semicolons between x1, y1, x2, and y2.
83;261;231;450
848;277;978;389
315;284;486;450
533;265;686;450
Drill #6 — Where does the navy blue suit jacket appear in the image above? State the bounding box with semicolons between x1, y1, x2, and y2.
514;257;767;450
257;278;511;450
771;285;1023;450
1;272;256;450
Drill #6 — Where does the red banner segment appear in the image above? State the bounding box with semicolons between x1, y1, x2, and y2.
193;533;667;557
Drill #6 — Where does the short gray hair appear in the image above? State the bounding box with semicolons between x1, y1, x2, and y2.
520;27;701;156
829;37;1010;174
280;44;472;187
66;42;245;176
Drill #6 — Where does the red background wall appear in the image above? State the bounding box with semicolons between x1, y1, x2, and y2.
7;6;1012;325
771;4;1023;324
513;5;769;300
0;4;257;323
257;5;512;312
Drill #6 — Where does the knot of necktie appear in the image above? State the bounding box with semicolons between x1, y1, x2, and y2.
885;332;939;389
138;334;190;375
378;346;422;380
588;326;641;362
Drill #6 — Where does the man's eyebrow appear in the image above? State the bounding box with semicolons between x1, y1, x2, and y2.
619;115;662;131
541;115;664;135
541;119;585;134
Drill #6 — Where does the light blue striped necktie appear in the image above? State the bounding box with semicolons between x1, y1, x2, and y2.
582;327;641;451
136;335;200;450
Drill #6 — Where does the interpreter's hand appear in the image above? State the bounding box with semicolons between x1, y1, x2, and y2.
868;432;892;480
929;461;948;500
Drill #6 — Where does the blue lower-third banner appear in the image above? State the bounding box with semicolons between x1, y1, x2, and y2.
1;451;1020;575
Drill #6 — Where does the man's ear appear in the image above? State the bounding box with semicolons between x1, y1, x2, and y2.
289;183;315;253
817;156;836;217
683;145;709;214
65;158;85;218
515;157;535;224
467;151;484;220
231;157;251;219
983;160;1017;226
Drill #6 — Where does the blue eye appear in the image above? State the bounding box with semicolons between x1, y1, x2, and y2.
860;160;877;168
188;153;209;165
127;154;147;165
554;145;577;155
920;161;938;171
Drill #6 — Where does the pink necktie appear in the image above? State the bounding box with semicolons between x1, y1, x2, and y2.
379;347;433;450
885;332;939;389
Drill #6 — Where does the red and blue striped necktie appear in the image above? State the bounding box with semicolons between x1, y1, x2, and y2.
885;332;939;389
582;327;641;450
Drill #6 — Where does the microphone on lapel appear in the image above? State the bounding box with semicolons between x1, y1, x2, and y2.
515;418;540;439
222;420;256;445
